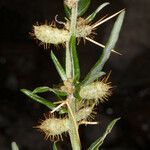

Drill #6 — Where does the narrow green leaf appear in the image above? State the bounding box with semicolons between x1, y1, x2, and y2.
70;35;80;82
53;142;58;150
11;142;19;150
66;41;73;79
78;0;91;16
21;89;56;109
86;2;110;23
81;71;106;86
64;4;71;18
21;89;67;114
32;86;67;96
49;88;68;97
32;86;50;93
88;118;120;150
51;51;67;81
64;0;91;18
82;11;125;86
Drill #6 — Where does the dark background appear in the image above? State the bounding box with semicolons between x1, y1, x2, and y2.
0;0;150;149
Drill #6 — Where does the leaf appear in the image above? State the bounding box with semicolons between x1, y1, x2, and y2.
64;5;71;18
32;86;50;93
81;71;106;86
78;0;91;16
64;0;91;18
51;51;67;81
21;89;67;114
32;86;67;96
50;88;68;97
70;35;80;82
66;40;72;79
86;2;110;23
21;89;56;109
81;11;125;86
88;118;120;150
53;142;58;150
11;142;19;150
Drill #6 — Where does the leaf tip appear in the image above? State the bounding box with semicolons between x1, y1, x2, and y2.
20;89;25;93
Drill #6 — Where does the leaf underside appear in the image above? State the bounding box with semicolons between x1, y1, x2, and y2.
88;118;120;150
81;11;125;86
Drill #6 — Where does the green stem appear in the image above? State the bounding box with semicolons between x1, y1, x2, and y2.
67;96;81;150
70;2;78;36
66;1;78;79
66;2;81;150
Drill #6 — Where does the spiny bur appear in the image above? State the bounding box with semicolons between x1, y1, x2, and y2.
37;113;70;141
79;81;112;103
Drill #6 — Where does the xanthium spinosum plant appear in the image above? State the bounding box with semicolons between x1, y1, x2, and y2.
21;0;125;149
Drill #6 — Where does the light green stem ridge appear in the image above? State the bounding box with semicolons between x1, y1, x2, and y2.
66;41;72;78
70;2;78;36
